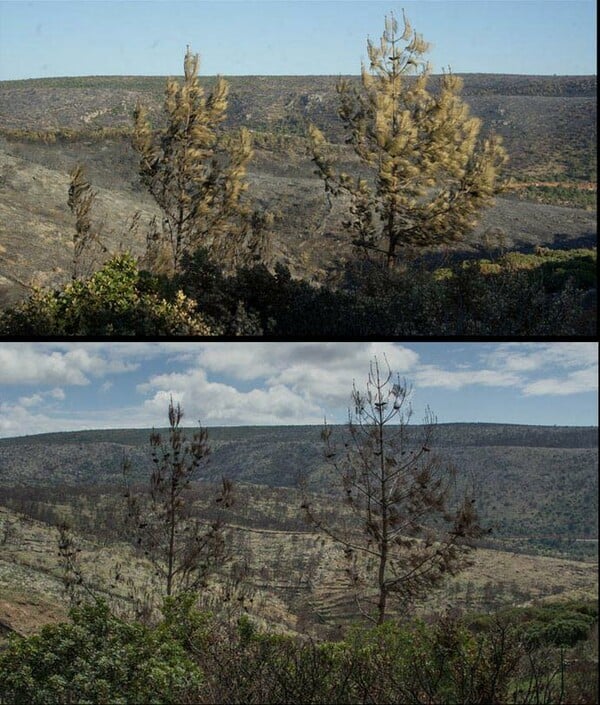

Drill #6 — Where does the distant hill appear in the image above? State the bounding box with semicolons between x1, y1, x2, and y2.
0;423;597;542
0;73;596;305
0;74;596;181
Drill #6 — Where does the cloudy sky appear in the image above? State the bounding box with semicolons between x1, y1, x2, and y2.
1;1;596;80
0;342;597;437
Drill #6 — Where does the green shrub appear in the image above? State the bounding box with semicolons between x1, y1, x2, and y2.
0;253;214;336
0;600;203;705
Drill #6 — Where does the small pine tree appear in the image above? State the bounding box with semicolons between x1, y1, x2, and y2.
123;399;233;600
309;11;508;268
67;165;107;280
133;46;271;274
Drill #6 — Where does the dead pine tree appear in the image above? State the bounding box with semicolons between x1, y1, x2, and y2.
308;11;508;268
302;357;487;625
123;398;233;603
133;46;272;275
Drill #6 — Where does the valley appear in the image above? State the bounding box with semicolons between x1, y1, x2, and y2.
0;422;597;640
0;74;596;307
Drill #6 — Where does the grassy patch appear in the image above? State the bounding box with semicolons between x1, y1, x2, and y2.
517;184;596;210
435;247;597;293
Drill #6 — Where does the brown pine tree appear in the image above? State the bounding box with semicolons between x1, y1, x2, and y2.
67;165;107;280
302;357;486;625
133;46;271;274
309;12;508;268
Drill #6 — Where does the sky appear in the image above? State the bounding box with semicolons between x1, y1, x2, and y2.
0;342;597;438
0;1;596;81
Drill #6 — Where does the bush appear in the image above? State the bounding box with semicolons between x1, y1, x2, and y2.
0;253;215;336
2;596;597;704
2;245;593;336
0;600;203;705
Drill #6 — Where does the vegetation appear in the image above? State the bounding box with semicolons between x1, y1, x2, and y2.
303;359;485;624
511;184;596;210
175;246;595;336
132;46;271;273
0;245;591;336
122;400;232;603
309;12;507;267
0;595;597;704
0;12;595;334
0;387;597;701
0;253;214;336
0;599;204;705
0;422;596;554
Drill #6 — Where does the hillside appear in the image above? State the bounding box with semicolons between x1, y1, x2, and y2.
0;74;596;307
0;421;597;657
0;502;597;637
0;424;597;552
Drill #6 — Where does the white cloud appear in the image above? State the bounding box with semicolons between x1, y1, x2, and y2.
140;367;323;426
484;342;598;373
18;393;44;408
1;343;595;438
0;344;140;387
414;365;521;390
190;342;419;408
0;346;90;385
523;367;599;396
481;343;598;397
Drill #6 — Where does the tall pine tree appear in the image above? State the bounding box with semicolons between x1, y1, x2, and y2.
309;12;507;268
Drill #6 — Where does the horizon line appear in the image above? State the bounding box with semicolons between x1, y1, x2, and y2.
1;420;598;442
1;72;598;82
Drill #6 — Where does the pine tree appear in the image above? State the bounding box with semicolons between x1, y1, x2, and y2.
133;46;271;274
309;12;508;268
67;165;107;280
123;399;233;599
302;357;486;625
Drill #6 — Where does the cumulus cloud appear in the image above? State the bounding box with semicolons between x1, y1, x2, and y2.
483;342;598;374
189;342;419;409
0;343;595;438
18;393;44;408
482;343;598;396
523;367;599;396
139;367;323;426
0;346;90;385
0;344;139;386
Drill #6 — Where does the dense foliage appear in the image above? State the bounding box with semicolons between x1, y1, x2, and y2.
0;599;203;705
309;13;507;266
1;596;596;704
2;244;593;336
172;245;596;336
0;253;213;336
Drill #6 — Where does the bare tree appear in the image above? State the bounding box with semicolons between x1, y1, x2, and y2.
302;357;486;624
123;398;233;599
309;11;507;268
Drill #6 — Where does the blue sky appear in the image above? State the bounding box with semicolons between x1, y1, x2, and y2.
0;342;597;437
0;1;596;80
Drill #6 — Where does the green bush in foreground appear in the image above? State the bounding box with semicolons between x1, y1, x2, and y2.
0;246;595;337
0;253;214;336
1;597;596;704
0;600;203;705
